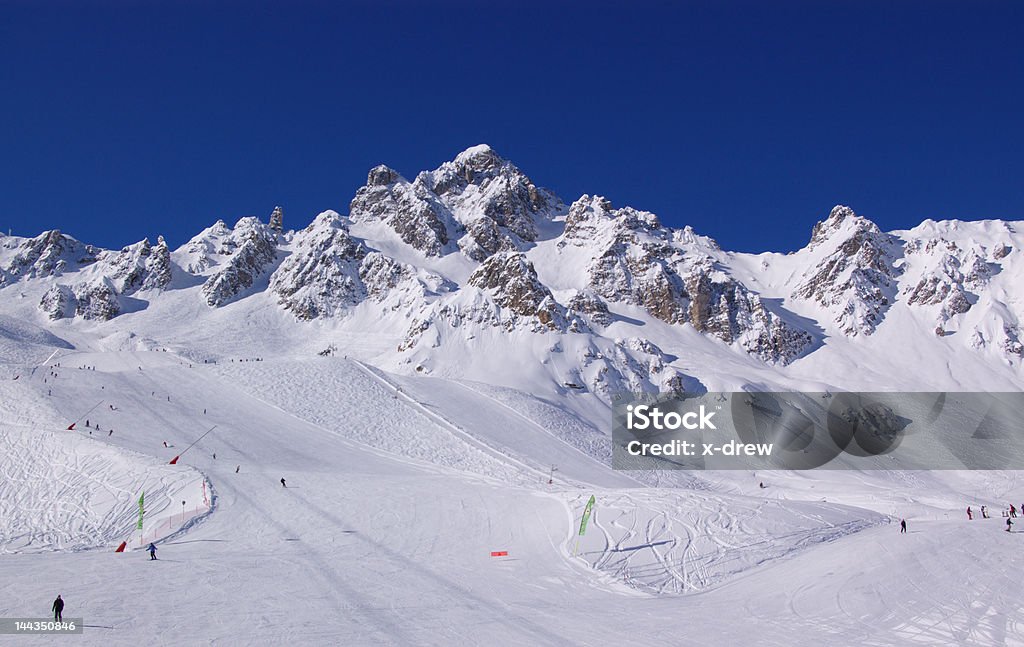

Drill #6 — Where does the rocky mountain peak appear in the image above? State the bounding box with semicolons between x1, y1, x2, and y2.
794;206;900;336
269;206;284;232
453;144;503;175
367;165;401;187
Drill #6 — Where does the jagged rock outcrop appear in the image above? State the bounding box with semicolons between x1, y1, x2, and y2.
793;205;901;336
685;261;812;363
38;284;75;320
104;237;172;294
201;218;278;307
466;252;568;330
270;211;367;319
351;146;563;261
349;167;454;257
418;144;562;244
271;211;452;320
398;252;580;352
269;206;284;232
902;239;995;331
73;277;120;321
567;291;611;327
3;230;97;282
561;195;811;363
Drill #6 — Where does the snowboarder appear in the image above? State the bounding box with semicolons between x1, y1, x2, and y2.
148;543;157;560
967;506;973;520
1007;518;1014;532
900;519;907;533
281;478;287;488
52;594;64;622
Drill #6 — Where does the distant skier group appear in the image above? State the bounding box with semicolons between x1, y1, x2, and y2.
965;504;1021;532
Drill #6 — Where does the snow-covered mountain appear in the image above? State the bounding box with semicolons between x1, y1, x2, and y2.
3;144;1024;401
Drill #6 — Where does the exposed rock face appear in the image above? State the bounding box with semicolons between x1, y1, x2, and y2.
4;230;97;281
466;252;567;329
270;211;367;320
104;237;173;294
201;218;278;307
397;252;580;353
351;146;563;261
349;167;453;257
73;277;120;321
567;291;611;327
420;144;561;244
458;215;518;261
560;195;812;364
793;205;901;337
902;239;994;330
271;211;452;320
39;284;75;320
269;206;284;232
684;263;813;363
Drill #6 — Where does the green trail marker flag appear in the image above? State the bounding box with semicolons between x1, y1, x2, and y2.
573;495;596;556
137;492;145;530
579;495;595;536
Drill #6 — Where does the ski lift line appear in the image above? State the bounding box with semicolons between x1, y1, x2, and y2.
67;400;105;429
38;348;61;368
452;378;648;488
177;425;218;458
347;359;554;483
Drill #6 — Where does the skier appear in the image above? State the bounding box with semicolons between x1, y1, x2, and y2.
900;519;907;533
967;506;973;520
203;408;207;415
235;465;240;474
982;505;989;518
1011;505;1017;518
212;453;216;460
1007;518;1014;532
281;478;287;488
759;482;766;489
163;441;168;448
52;594;64;622
148;543;158;560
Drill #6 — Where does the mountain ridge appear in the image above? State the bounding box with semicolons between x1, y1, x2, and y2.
2;145;1023;401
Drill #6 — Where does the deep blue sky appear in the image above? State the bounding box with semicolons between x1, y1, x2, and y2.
2;1;1022;253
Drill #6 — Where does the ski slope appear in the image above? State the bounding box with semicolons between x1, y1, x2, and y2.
0;344;1022;645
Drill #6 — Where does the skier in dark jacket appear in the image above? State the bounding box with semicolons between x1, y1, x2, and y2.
1007;518;1014;532
280;478;287;488
148;543;157;560
52;595;64;621
900;519;907;533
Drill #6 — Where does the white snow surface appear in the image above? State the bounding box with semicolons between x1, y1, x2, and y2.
0;335;1022;645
